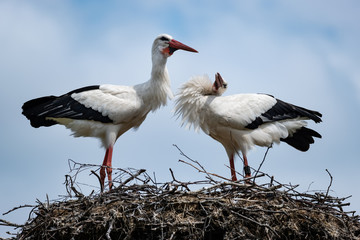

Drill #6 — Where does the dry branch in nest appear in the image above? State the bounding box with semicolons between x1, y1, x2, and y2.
1;146;360;240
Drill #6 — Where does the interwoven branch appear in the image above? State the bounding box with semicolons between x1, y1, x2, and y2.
1;146;359;240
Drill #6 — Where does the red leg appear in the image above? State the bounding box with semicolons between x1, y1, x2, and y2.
105;146;113;189
100;146;114;190
229;154;237;181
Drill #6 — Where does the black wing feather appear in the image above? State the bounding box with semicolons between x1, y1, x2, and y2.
245;95;322;130
22;85;113;128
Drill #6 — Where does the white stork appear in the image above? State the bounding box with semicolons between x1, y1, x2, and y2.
175;72;322;181
22;34;198;190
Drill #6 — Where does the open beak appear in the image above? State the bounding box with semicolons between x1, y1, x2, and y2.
213;72;224;91
169;39;198;55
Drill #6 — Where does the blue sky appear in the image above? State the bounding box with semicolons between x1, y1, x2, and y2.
1;0;360;236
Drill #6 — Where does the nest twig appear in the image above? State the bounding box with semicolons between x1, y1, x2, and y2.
1;146;359;240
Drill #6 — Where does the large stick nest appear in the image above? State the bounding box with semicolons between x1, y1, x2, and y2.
2;147;360;239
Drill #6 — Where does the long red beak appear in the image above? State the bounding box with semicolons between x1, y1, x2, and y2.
169;39;198;55
213;72;224;90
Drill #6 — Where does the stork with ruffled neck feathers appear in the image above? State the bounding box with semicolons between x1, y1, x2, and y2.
175;73;322;182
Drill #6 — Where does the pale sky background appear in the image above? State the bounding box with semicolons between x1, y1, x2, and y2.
1;0;360;237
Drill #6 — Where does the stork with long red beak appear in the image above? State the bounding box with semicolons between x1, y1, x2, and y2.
175;73;322;182
22;34;197;190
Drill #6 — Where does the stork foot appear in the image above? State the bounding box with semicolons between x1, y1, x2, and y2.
106;167;113;189
244;165;251;184
100;165;113;190
231;175;238;182
100;146;114;191
100;166;106;191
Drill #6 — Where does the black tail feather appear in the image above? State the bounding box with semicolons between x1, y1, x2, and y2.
281;127;322;152
22;96;59;128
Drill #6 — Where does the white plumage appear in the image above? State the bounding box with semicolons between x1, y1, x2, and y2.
22;34;197;190
175;73;322;181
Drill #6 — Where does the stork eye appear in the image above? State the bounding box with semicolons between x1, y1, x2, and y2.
160;36;170;41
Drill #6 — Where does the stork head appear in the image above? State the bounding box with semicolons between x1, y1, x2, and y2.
212;72;227;95
153;34;198;58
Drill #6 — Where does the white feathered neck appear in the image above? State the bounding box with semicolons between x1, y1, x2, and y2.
174;75;217;131
134;41;174;112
